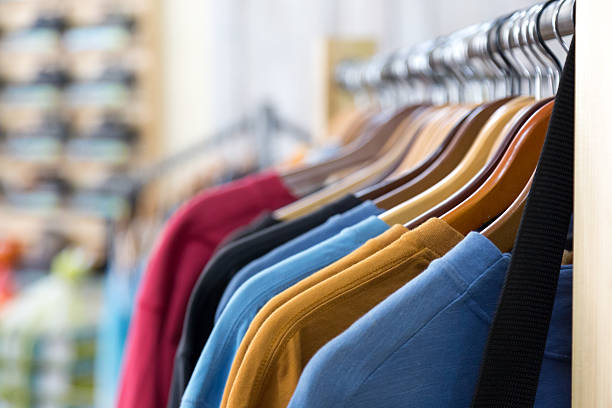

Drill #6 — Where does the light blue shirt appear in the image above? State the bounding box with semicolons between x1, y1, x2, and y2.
215;201;382;321
94;259;145;408
180;215;389;408
289;232;572;408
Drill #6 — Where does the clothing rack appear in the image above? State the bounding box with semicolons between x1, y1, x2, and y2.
133;103;310;192
99;103;310;214
100;103;310;268
336;0;612;406
336;0;575;103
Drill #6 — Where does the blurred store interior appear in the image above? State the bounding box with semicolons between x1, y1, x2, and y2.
0;0;552;407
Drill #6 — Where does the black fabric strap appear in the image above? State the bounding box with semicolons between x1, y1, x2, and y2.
472;38;575;407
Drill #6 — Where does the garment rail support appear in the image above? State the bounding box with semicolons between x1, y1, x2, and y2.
573;1;612;407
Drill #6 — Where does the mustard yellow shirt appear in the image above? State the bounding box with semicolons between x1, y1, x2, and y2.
225;218;463;408
219;224;407;408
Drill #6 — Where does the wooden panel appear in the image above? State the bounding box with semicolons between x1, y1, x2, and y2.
573;1;612;406
313;37;376;143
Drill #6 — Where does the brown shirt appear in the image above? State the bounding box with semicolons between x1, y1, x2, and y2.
224;218;463;408
219;224;407;408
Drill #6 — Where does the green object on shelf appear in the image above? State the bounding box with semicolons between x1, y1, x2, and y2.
50;247;93;281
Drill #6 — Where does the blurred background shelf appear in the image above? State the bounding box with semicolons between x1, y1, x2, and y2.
0;0;161;276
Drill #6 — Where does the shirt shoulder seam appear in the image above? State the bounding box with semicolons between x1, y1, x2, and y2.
245;249;432;406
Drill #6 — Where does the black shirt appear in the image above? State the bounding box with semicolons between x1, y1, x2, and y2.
216;211;279;250
166;194;363;408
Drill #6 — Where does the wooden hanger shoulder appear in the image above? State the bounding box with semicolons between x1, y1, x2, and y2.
391;105;476;175
380;97;533;224
405;98;550;228
281;106;418;191
275;106;431;220
336;108;375;145
441;100;554;236
482;171;534;253
375;97;514;210
356;105;475;201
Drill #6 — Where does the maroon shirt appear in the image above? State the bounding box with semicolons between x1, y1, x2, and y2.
117;172;296;408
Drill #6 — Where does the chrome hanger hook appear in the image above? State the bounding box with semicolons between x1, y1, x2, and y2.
483;19;511;97
425;39;456;104
352;60;373;108
364;54;388;108
441;31;473;103
380;51;403;107
519;8;540;99
494;14;521;95
510;10;536;96
467;23;498;101
469;24;494;98
536;0;563;93
552;0;570;53
499;13;526;94
387;48;413;105
525;4;555;98
407;42;437;104
453;25;485;103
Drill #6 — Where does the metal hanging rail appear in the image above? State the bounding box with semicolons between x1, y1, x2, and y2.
336;0;575;99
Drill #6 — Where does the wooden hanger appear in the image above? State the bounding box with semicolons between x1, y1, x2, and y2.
380;96;533;224
281;105;423;193
332;108;376;146
274;105;450;221
320;106;438;186
282;110;383;193
309;108;428;186
356;106;457;170
440;100;553;239
375;97;514;210
353;105;472;186
390;105;476;175
356;104;475;201
405;98;550;228
368;105;475;189
482;171;534;252
359;106;450;166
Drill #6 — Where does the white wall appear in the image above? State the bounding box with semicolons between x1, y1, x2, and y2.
164;0;537;150
161;0;212;154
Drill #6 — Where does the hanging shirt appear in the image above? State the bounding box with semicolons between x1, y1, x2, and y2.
224;218;463;408
94;259;145;408
220;224;408;408
288;232;571;408
181;210;386;408
99;195;274;408
215;201;381;320
117;171;296;408
167;194;363;408
216;211;280;250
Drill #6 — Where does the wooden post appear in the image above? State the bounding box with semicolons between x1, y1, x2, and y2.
573;1;612;406
313;38;376;144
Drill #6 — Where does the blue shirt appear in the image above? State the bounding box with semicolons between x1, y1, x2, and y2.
180;216;390;408
289;232;572;408
215;201;382;321
94;259;145;408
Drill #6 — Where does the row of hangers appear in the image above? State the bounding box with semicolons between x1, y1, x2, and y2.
275;0;574;253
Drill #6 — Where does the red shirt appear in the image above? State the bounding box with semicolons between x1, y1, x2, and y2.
117;172;296;408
